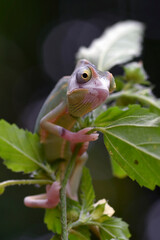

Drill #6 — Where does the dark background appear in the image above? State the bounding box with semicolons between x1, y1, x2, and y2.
0;0;160;239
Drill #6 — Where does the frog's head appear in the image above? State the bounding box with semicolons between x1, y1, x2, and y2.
67;59;116;117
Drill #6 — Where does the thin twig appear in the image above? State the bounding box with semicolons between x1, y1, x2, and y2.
0;179;53;195
60;144;81;240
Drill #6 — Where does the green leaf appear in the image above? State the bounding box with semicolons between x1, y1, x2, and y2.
123;62;149;84
69;226;91;240
50;235;61;240
106;88;160;115
115;77;125;92
111;159;127;179
80;167;95;212
99;217;131;240
96;105;160;189
91;203;105;220
67;198;81;222
44;207;62;234
76;21;144;71
127;90;160;115
91;199;115;221
0;186;5;195
0;119;45;173
95;106;124;127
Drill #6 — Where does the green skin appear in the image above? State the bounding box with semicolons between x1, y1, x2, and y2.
24;59;115;209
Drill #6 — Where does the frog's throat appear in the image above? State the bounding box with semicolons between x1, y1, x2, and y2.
67;89;91;117
67;88;107;118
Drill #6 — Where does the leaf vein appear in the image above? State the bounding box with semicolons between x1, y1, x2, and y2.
0;136;40;167
105;131;160;181
104;134;149;184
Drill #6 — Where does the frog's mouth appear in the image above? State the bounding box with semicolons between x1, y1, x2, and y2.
67;88;108;118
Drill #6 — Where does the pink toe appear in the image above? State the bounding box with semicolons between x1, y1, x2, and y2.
46;181;61;208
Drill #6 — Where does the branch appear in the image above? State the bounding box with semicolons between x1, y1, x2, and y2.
60;144;82;240
0;179;53;194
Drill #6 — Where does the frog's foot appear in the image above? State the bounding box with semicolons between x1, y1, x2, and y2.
61;127;99;143
24;181;61;208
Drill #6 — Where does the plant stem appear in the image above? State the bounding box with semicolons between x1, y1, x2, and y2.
68;220;81;230
60;144;81;240
38;163;56;181
0;179;53;194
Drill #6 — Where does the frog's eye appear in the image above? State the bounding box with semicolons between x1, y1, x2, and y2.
76;67;92;84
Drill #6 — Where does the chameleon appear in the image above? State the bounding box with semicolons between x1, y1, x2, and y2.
24;59;116;208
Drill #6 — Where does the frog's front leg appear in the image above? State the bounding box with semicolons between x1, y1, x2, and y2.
40;102;99;143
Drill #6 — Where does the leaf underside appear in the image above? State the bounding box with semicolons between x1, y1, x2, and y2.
76;21;144;71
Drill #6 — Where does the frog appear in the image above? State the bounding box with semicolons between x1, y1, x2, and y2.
24;59;116;209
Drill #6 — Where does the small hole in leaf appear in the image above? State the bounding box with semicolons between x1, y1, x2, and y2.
134;160;139;165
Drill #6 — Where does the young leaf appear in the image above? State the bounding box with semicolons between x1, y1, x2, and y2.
126;90;160;114
69;226;91;240
67;198;81;222
106;88;160;115
95;106;124;127
99;217;131;240
0;120;45;173
91;203;106;220
95;105;160;189
92;199;115;220
44;207;62;234
123;62;149;85
80;167;95;212
76;21;144;71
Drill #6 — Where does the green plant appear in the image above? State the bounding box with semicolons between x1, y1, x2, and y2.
1;21;160;240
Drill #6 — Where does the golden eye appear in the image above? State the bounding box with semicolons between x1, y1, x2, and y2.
76;67;92;84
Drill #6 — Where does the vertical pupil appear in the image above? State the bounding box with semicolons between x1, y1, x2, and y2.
82;73;88;78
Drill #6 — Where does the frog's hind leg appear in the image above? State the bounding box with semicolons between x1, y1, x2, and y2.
67;151;88;201
24;181;61;209
70;141;89;157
